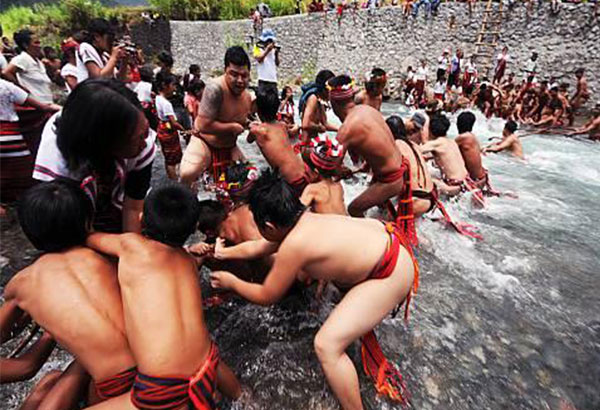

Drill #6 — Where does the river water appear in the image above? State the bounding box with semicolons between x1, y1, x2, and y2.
1;102;599;410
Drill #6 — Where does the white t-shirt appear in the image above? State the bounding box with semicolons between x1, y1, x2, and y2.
433;81;446;95
60;63;78;94
155;94;175;121
76;42;108;83
135;81;153;103
0;78;28;122
256;47;278;83
415;66;428;81
34;112;156;209
438;56;449;71
10;52;53;103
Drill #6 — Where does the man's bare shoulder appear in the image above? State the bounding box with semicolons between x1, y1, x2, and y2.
198;80;224;119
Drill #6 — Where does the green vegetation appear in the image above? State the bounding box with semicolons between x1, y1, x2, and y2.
0;0;146;48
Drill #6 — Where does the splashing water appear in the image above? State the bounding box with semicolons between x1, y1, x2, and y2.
1;102;599;410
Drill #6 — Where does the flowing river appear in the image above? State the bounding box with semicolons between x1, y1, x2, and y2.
1;102;599;410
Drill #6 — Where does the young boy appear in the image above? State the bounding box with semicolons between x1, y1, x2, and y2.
300;136;347;215
482;120;524;159
86;182;241;409
354;68;387;111
249;87;318;197
3;180;137;404
210;170;418;410
156;73;186;180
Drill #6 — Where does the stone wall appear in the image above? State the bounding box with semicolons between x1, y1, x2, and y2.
170;2;599;97
131;17;171;58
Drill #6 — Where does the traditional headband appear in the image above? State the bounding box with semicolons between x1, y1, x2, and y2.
327;79;356;101
309;135;344;171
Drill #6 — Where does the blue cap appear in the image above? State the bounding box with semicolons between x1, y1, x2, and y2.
259;29;276;42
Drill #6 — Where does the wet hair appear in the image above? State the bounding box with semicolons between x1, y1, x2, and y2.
156;72;177;91
18;179;93;252
188;80;205;96
85;18;113;43
457;111;476;134
157;51;173;68
256;87;280;122
248;168;306;230
13;29;33;52
56;79;143;177
142;182;200;247
224;46;250;70
139;65;154;83
429;114;451;138
197;200;227;239
504;120;518;133
315;69;335;90
386;115;407;141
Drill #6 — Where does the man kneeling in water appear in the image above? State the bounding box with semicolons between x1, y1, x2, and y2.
3;180;137;407
386;115;435;216
482;120;524;159
211;170;418;409
86;182;241;409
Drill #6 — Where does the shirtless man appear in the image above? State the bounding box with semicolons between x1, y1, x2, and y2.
419;114;470;196
386;115;435;216
567;102;600;141
299;69;337;157
86;182;241;409
483;120;524;159
529;86;564;127
455;112;487;185
327;75;409;218
354;67;387;111
570;68;590;110
3;180;137;405
180;47;253;188
249;87;318;196
210;170;418;410
301;136;347;215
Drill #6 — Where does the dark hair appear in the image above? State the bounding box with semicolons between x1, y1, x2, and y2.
86;18;114;43
197;200;227;239
189;64;200;73
280;86;294;103
188;80;205;96
13;29;33;52
315;69;335;90
430;114;450;138
504;120;518;133
156;72;177;91
139;64;154;83
43;46;57;59
327;74;352;89
457;111;476;134
371;67;386;77
142;182;200;247
56;79;143;176
248;168;306;230
224;46;250;70
386;115;407;141
18;179;93;252
256;87;280;122
575;68;584;75
157;51;173;68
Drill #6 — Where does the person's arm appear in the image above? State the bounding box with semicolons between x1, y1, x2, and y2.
421;116;431;143
85;45;123;79
419;139;440;154
167;114;185;131
0;332;56;383
254;44;274;63
195;82;245;137
210;242;301;305
568;118;600;135
483;137;513;153
299;185;317;208
122;196;144;233
301;97;327;133
86;232;127;257
63;75;78;92
325;122;339;132
122;162;153;233
24;96;60;113
214;237;279;260
0;300;27;343
1;63;22;86
36;360;90;410
275;47;280;66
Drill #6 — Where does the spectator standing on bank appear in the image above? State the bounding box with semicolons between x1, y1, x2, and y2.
254;29;280;94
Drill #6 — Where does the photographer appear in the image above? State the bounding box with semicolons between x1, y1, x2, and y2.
253;29;280;94
76;18;127;82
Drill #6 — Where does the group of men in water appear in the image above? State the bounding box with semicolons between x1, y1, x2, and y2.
0;40;597;410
